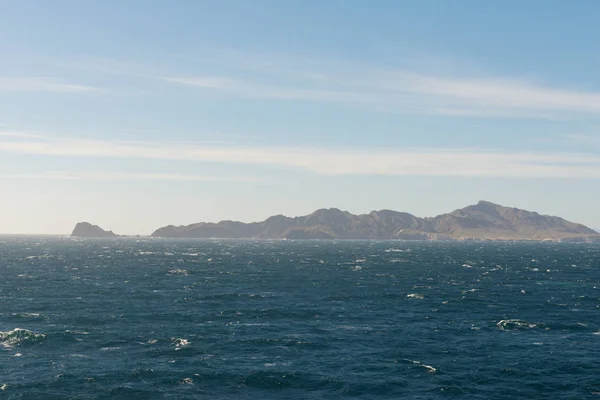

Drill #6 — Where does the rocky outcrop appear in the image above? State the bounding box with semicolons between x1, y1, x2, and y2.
71;222;118;238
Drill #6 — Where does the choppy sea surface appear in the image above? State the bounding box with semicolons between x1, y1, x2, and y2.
1;238;599;399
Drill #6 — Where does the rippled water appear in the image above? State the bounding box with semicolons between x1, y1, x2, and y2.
1;238;599;399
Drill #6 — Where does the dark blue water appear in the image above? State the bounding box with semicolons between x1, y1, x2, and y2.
1;238;599;399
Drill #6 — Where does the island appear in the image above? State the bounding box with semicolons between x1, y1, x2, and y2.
71;222;119;238
149;200;599;241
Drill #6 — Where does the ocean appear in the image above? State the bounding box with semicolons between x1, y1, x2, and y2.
1;238;599;399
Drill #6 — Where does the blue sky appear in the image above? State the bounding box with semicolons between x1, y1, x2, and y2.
1;0;600;234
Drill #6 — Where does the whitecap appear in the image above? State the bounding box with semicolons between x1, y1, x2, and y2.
0;328;46;348
406;359;437;373
407;294;424;299
100;347;121;351
496;319;537;330
421;364;437;373
172;338;190;350
11;312;40;318
168;269;188;276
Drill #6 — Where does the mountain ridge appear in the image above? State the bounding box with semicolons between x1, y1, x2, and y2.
148;201;599;241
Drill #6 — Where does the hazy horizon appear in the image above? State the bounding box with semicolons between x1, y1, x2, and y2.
2;1;600;235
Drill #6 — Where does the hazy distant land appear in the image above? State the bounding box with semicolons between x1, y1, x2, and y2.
71;201;600;242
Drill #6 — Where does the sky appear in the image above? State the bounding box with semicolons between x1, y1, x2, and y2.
1;0;600;235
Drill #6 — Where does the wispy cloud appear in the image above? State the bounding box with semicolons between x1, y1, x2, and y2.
162;76;235;89
0;171;262;182
61;52;600;117
57;57;150;77
404;74;600;114
555;133;600;144
160;70;600;117
162;76;365;102
0;131;43;138
533;133;600;148
0;77;102;93
1;135;599;178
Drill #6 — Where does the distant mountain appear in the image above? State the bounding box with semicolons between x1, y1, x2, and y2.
430;201;597;240
150;201;598;241
71;222;118;238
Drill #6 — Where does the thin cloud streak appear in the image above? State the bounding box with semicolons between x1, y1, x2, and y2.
0;131;43;138
1;135;600;178
0;77;102;93
0;171;262;182
556;133;600;144
63;53;600;116
162;76;235;89
162;71;600;116
162;76;366;103
406;75;600;113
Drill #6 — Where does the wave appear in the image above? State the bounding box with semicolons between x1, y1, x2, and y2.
496;319;537;330
10;312;42;319
172;338;190;350
406;359;437;373
0;328;46;347
167;268;188;275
